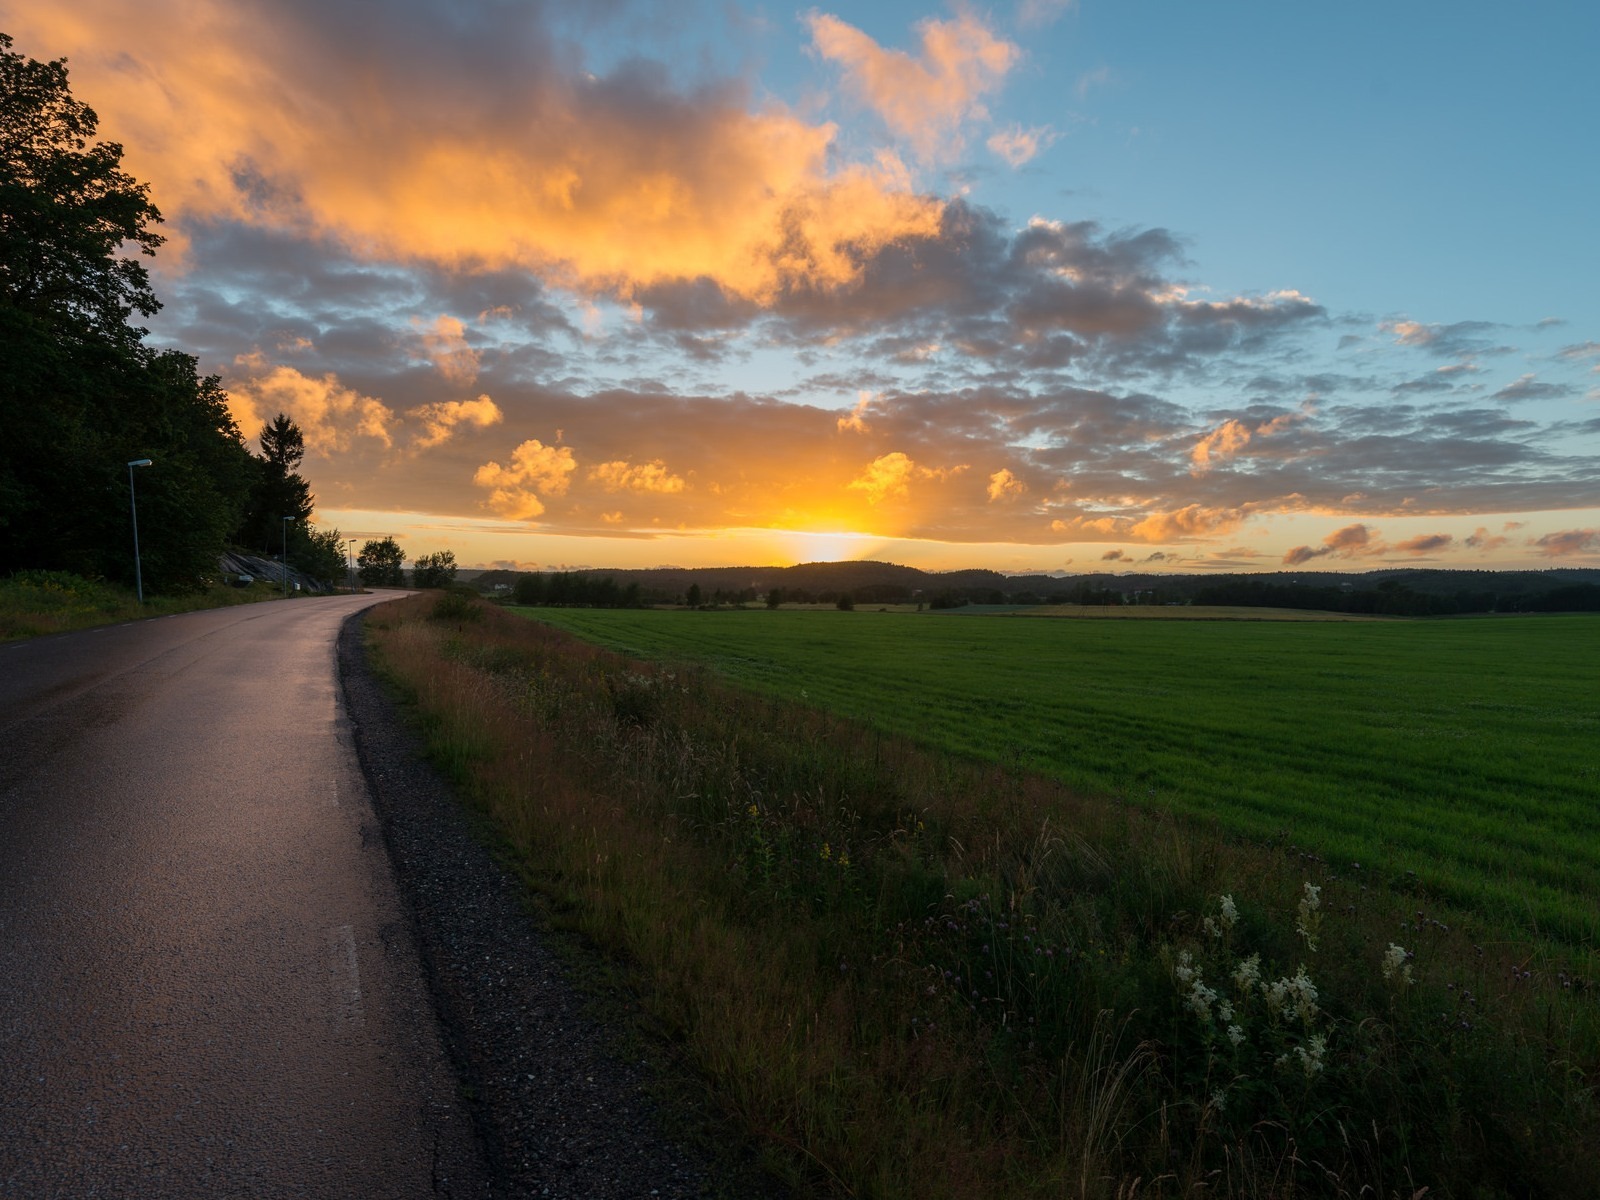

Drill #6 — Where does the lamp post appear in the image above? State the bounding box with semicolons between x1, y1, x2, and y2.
348;539;357;593
281;516;291;596
127;458;153;603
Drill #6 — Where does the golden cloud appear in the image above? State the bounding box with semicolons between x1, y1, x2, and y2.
411;316;481;388
588;460;687;494
987;468;1026;502
474;438;577;520
409;395;503;451
13;3;944;304
806;10;1019;161
227;355;395;451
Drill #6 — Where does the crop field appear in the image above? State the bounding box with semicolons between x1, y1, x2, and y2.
517;607;1600;943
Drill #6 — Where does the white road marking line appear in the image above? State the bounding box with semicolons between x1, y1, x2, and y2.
329;924;365;1026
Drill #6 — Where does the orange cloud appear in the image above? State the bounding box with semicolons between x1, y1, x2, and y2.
807;10;1019;161
473;438;577;520
1394;533;1454;555
1532;528;1599;558
1190;420;1253;473
227;355;395;451
1128;505;1245;542
14;3;944;305
845;451;964;505
411;316;481;388
837;392;875;433
588;460;687;494
1282;522;1377;566
987;468;1026;502
409;395;503;451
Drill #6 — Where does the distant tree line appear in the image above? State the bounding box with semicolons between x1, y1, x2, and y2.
0;36;347;591
513;571;643;608
1194;578;1600;616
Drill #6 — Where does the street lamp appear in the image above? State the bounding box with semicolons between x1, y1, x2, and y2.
281;516;291;596
127;458;152;603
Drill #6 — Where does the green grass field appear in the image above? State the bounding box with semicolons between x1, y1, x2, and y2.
516;606;1600;944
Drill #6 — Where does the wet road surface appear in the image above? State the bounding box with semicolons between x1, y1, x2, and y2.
0;595;487;1198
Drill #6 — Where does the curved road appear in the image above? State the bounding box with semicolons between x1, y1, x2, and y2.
0;595;487;1198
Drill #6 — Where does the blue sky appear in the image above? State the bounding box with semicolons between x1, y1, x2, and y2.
9;0;1598;571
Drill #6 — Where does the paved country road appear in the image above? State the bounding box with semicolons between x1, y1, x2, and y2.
0;594;487;1199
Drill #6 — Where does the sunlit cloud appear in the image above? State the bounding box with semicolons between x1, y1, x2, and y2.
1532;528;1599;558
473;438;577;520
410;316;481;388
227;354;395;451
837;392;876;433
589;460;687;494
19;0;944;306
987;124;1055;167
408;395;503;451
806;9;1020;161
987;468;1026;502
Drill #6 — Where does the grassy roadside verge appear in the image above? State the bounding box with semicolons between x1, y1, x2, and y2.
369;592;1600;1198
0;569;321;639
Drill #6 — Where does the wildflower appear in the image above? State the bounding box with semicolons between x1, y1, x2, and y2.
1382;943;1414;985
1232;953;1261;992
1220;894;1239;927
1187;979;1220;1022
1226;1023;1246;1047
1175;950;1197;986
1217;999;1234;1024
820;843;831;861
1210;1089;1228;1112
1296;882;1322;952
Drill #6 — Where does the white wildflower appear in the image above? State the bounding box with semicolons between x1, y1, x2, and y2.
1296;882;1323;951
1210;1088;1228;1112
1187;979;1220;1022
1219;894;1239;928
1226;1023;1246;1047
1382;943;1414;985
1204;916;1221;939
1217;998;1234;1024
1175;950;1196;986
1233;953;1261;992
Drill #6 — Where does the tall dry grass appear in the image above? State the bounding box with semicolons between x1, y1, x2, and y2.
368;593;1600;1199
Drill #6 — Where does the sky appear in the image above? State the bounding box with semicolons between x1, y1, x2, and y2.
9;0;1600;573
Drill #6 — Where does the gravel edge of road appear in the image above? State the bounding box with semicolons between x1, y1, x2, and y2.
336;608;794;1200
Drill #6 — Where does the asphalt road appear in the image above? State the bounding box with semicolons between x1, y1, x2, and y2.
0;595;488;1199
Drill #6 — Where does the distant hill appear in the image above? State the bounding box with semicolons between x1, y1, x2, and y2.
463;561;1600;615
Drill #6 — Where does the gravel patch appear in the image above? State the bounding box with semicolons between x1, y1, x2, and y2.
337;611;794;1200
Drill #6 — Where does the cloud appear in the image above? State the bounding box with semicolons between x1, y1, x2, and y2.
1492;374;1571;403
806;9;1020;161
837;392;875;433
1190;419;1253;472
1394;533;1454;555
1017;0;1077;29
410;316;481;387
473;438;578;520
588;460;687;494
846;451;964;504
1281;522;1376;566
1464;526;1509;553
408;395;503;451
20;0;945;307
1532;528;1599;558
227;355;395;451
1100;548;1125;561
1074;65;1112;99
987;468;1026;501
987;124;1055;167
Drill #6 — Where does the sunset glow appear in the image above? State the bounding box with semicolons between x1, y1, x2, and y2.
7;1;1596;573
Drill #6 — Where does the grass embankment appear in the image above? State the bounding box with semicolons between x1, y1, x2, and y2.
0;569;314;640
370;593;1599;1198
524;606;1600;947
